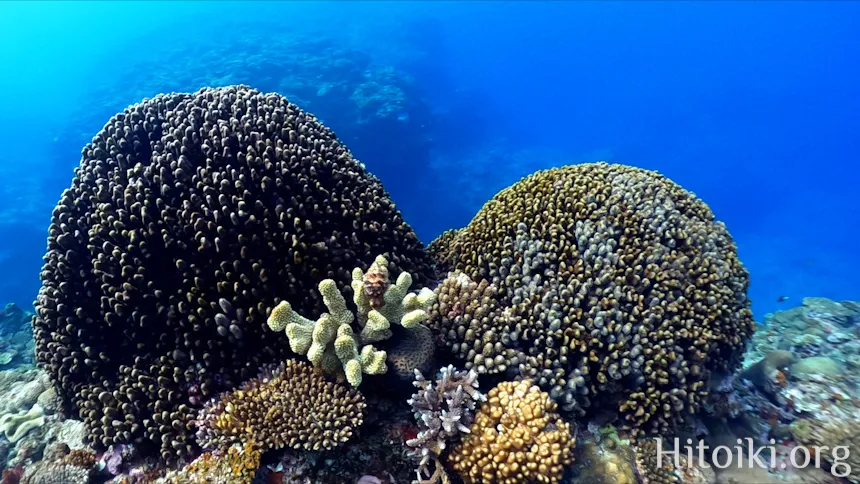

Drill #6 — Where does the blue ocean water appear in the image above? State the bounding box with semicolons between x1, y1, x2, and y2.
0;0;857;320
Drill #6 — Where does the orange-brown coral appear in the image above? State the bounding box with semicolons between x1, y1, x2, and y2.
195;359;365;452
448;379;574;483
428;163;754;436
162;441;261;484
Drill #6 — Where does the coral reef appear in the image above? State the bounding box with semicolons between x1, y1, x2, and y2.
573;434;638;484
697;297;860;484
195;359;365;452
13;442;96;484
448;379;574;484
0;303;35;369
744;297;860;366
33;85;433;462
268;254;436;386
793;417;860;483
406;365;485;480
633;439;680;484
253;391;419;483
0;369;48;415
159;441;260;484
428;163;754;436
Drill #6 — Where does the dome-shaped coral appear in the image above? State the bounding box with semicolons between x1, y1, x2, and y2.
429;162;753;436
33;85;433;462
195;359;365;452
448;379;574;484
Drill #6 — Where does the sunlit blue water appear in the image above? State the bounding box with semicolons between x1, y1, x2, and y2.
0;1;857;320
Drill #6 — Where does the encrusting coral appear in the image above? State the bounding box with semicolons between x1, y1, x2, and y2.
160;441;261;484
17;442;96;484
448;379;574;484
0;404;46;443
195;359;365;452
633;439;681;484
268;254;436;386
406;365;486;481
428;162;754;436
32;84;433;463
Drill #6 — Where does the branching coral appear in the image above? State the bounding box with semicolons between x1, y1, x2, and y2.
195;359;365;452
406;365;486;480
428;162;754;436
268;254;436;386
33;85;433;462
448;379;574;484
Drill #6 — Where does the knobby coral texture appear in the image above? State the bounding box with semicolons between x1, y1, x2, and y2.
267;254;436;387
448;379;574;484
195;359;365;453
428;162;754;436
32;85;434;463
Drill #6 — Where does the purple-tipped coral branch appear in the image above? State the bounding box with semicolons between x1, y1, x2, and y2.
406;365;485;481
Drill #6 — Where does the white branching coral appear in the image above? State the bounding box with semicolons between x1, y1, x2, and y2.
406;365;485;481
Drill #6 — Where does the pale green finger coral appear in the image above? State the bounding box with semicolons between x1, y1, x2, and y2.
352;255;437;340
267;254;436;387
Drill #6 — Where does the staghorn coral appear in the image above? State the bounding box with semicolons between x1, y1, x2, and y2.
448;379;574;484
33;85;433;463
195;359;365;452
406;365;486;480
428;162;754;436
268;254;436;386
160;441;261;484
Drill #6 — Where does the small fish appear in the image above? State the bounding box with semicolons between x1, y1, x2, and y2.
777;296;790;303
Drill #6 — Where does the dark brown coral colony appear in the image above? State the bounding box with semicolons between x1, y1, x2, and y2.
33;85;433;463
429;163;754;436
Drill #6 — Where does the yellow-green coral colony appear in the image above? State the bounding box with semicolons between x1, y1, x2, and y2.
267;254;436;386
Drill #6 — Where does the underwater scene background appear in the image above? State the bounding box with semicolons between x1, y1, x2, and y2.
0;1;858;484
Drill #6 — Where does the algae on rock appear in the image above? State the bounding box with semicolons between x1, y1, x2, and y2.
268;254;436;386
